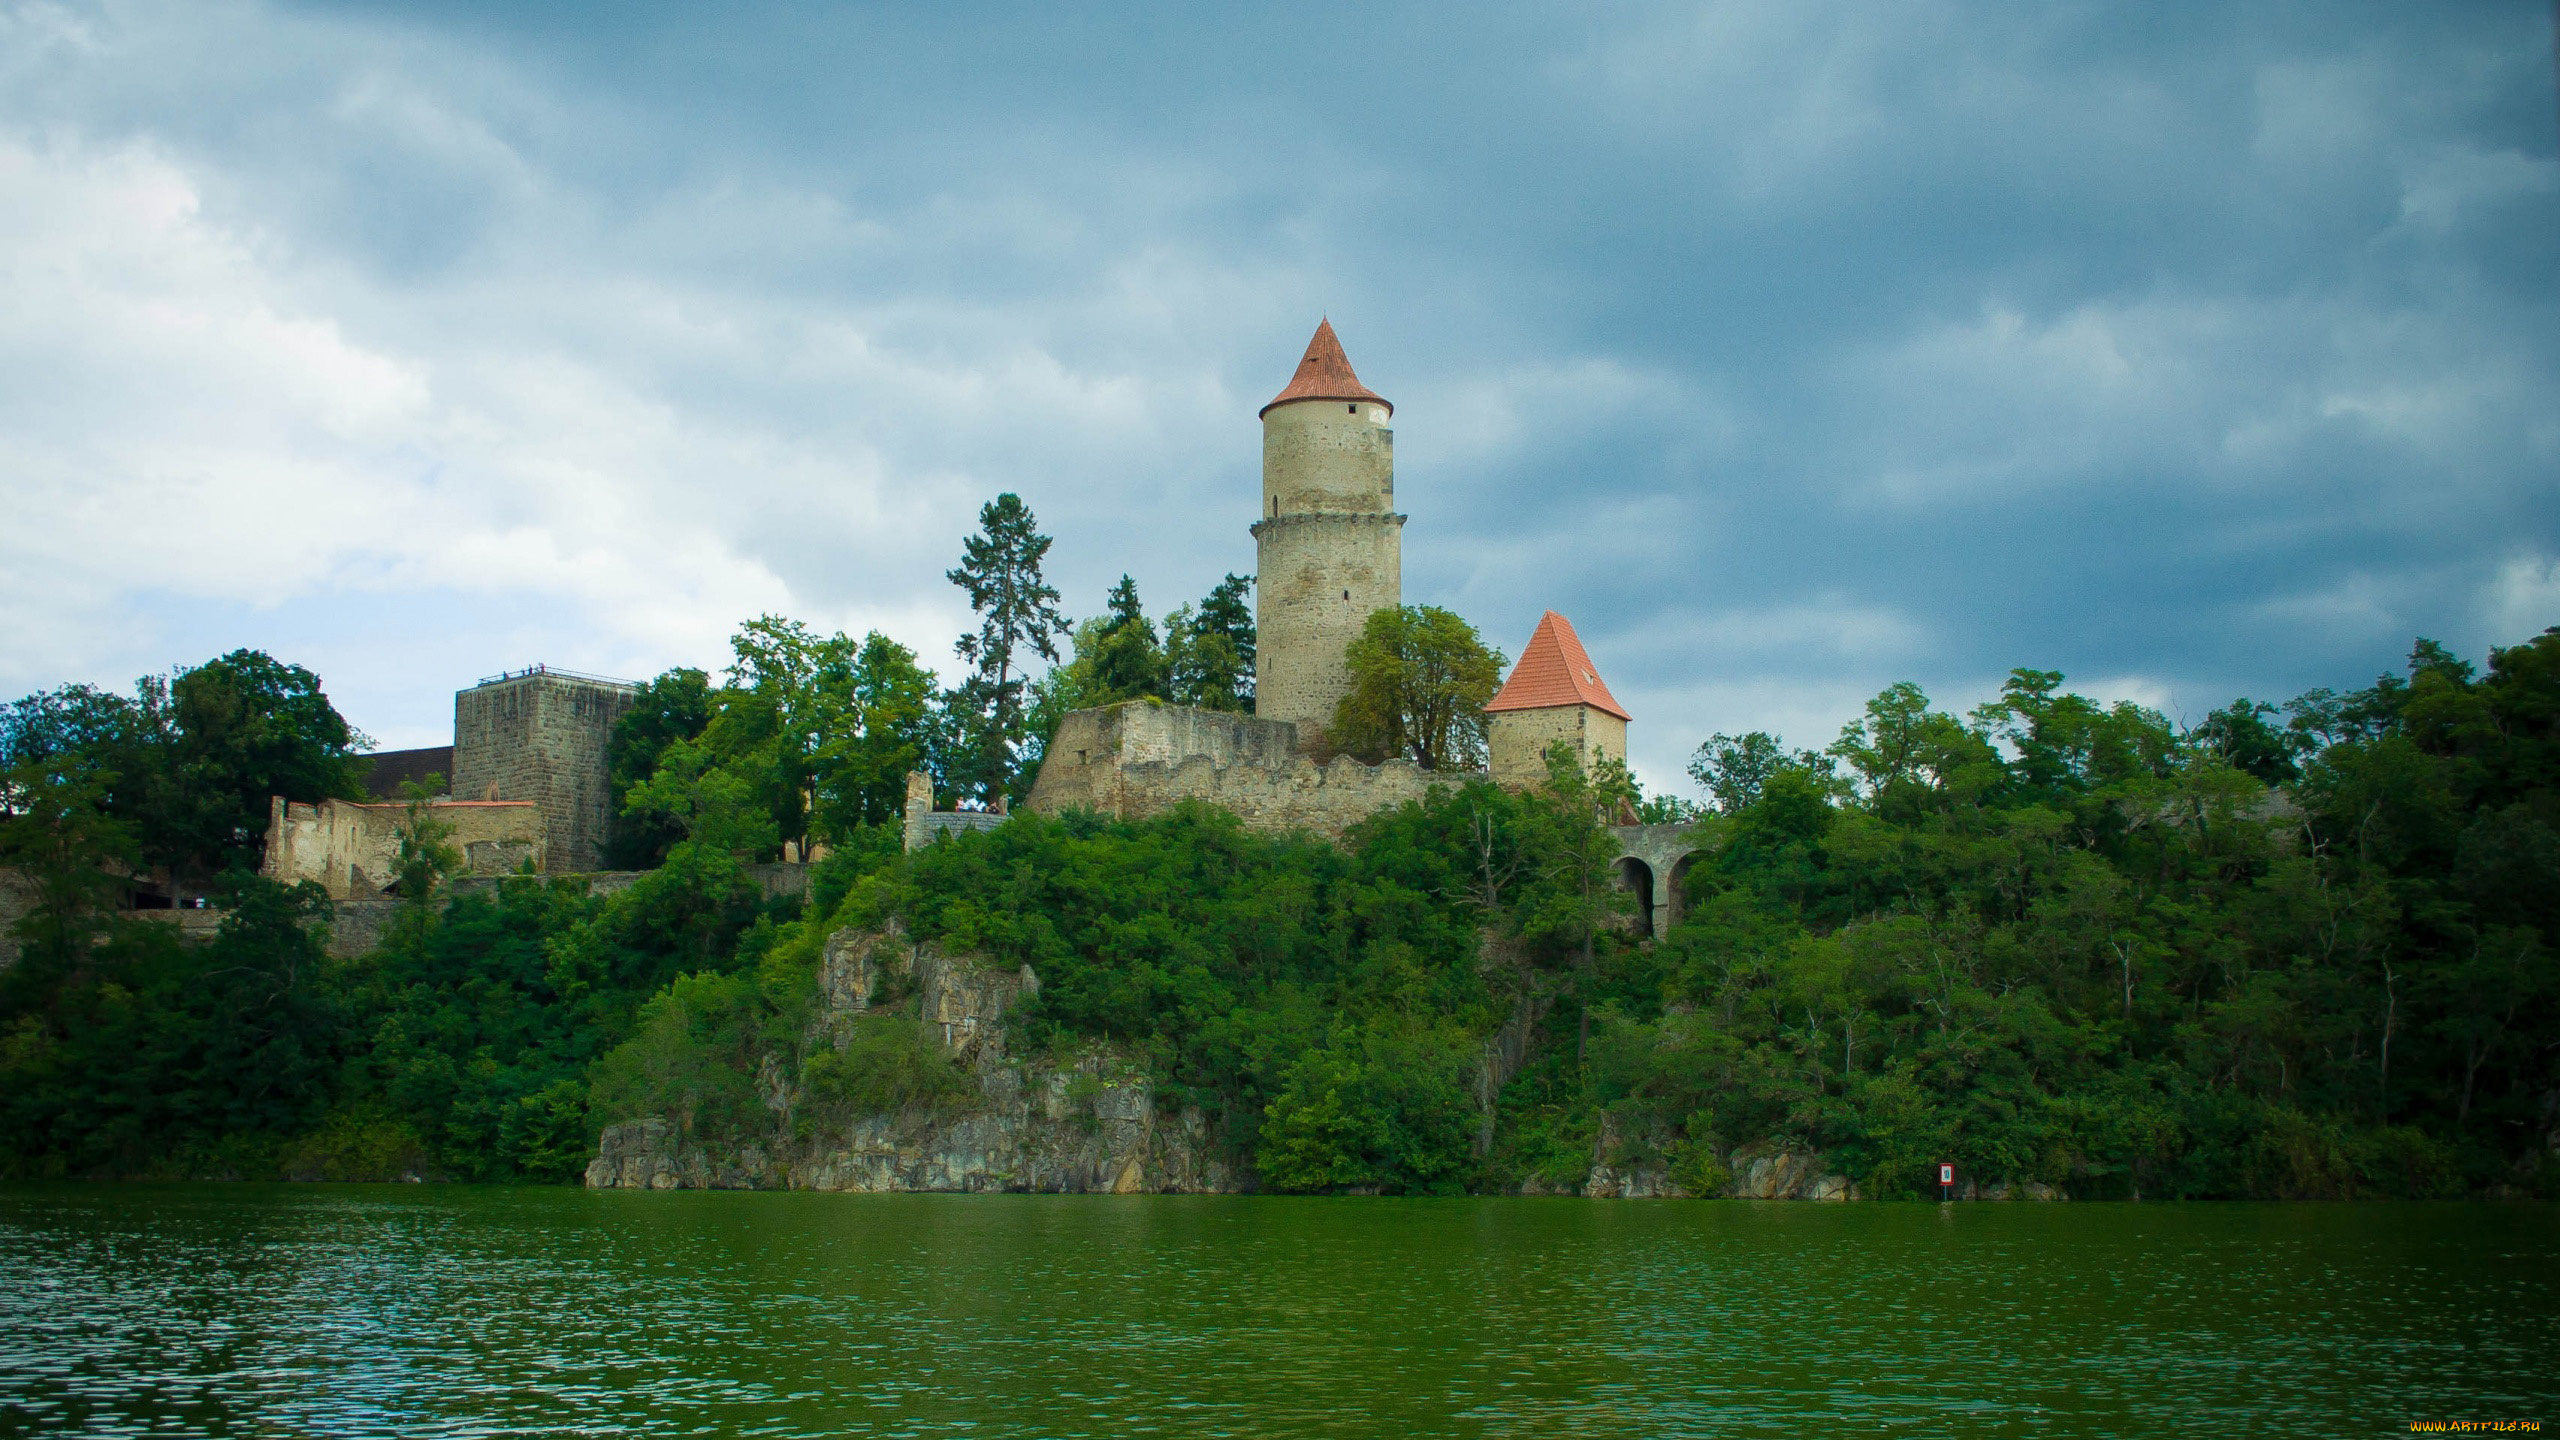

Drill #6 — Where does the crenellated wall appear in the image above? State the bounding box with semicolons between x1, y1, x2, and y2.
1026;701;1459;841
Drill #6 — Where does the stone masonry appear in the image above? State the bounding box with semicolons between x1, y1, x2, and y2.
452;667;638;873
1252;320;1403;749
1484;611;1633;791
263;795;542;900
902;771;1008;851
1489;704;1629;791
1026;700;1446;842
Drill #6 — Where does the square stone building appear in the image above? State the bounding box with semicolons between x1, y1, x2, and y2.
452;667;638;873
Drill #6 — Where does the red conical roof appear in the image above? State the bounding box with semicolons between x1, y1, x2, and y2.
1261;318;1391;418
1485;611;1631;721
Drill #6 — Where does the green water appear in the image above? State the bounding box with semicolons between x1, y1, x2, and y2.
0;1188;2552;1438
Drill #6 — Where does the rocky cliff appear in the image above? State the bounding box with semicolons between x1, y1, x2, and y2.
585;923;1248;1193
584;922;2060;1200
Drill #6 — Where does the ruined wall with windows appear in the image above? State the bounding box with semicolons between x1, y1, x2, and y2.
262;796;543;900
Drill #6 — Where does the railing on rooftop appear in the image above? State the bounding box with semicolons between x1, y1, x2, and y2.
473;663;640;689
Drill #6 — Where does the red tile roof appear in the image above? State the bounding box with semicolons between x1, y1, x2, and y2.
1484;610;1631;720
1261;318;1392;418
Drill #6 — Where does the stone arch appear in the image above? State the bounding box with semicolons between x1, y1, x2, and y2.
1614;855;1657;937
1607;822;1702;942
1663;853;1696;932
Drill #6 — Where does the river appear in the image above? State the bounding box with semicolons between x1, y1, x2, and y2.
1;1186;2552;1436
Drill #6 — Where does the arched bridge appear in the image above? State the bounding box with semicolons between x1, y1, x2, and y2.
1608;823;1702;938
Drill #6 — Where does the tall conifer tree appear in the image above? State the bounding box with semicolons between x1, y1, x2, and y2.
945;494;1068;805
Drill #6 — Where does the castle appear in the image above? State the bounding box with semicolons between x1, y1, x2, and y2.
264;666;637;899
259;321;1699;932
1024;321;1636;836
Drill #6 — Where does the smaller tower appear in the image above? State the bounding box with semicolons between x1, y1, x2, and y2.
1484;611;1631;789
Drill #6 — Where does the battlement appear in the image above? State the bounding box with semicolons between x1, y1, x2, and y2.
1026;700;1458;841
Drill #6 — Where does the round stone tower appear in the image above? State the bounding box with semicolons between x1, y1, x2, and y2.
1251;319;1404;747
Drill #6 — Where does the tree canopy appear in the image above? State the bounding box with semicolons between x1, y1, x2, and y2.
1331;605;1503;770
6;575;2555;1203
1;649;370;900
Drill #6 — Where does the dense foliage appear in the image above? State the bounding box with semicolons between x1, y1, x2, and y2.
1610;635;2560;1199
4;624;2555;1199
606;623;939;868
1;650;373;901
590;626;2560;1198
1331;604;1506;770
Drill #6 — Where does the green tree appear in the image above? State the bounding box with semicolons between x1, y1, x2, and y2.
1258;1026;1477;1195
800;1015;974;1120
1688;731;1823;813
0;753;141;976
946;494;1068;805
154;651;372;895
4;656;368;902
1332;605;1503;770
606;668;715;869
1514;741;1639;1066
721;616;863;859
2194;699;2304;785
587;970;769;1143
622;739;781;860
3;683;168;837
1167;573;1255;711
1086;575;1169;705
1828;681;2004;822
1968;668;2177;805
815;633;938;833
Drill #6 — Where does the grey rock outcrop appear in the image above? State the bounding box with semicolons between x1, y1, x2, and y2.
586;922;1246;1194
1583;1160;1685;1198
1727;1144;1862;1201
586;923;2062;1202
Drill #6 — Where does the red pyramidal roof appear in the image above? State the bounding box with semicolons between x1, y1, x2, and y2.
1261;318;1392;418
1485;611;1631;720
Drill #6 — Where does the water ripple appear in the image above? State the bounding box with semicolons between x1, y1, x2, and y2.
1;1189;2553;1437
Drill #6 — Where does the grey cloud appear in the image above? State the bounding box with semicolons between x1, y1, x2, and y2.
0;0;2552;803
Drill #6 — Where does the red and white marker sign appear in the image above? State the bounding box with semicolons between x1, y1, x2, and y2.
1939;1163;1954;1186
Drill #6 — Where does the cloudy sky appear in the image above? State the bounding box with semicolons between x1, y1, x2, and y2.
3;0;2555;797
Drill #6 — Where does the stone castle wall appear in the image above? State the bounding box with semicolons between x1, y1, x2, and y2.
1026;701;1455;841
1253;397;1403;745
452;670;636;873
1488;704;1628;790
900;770;1008;851
263;796;542;900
